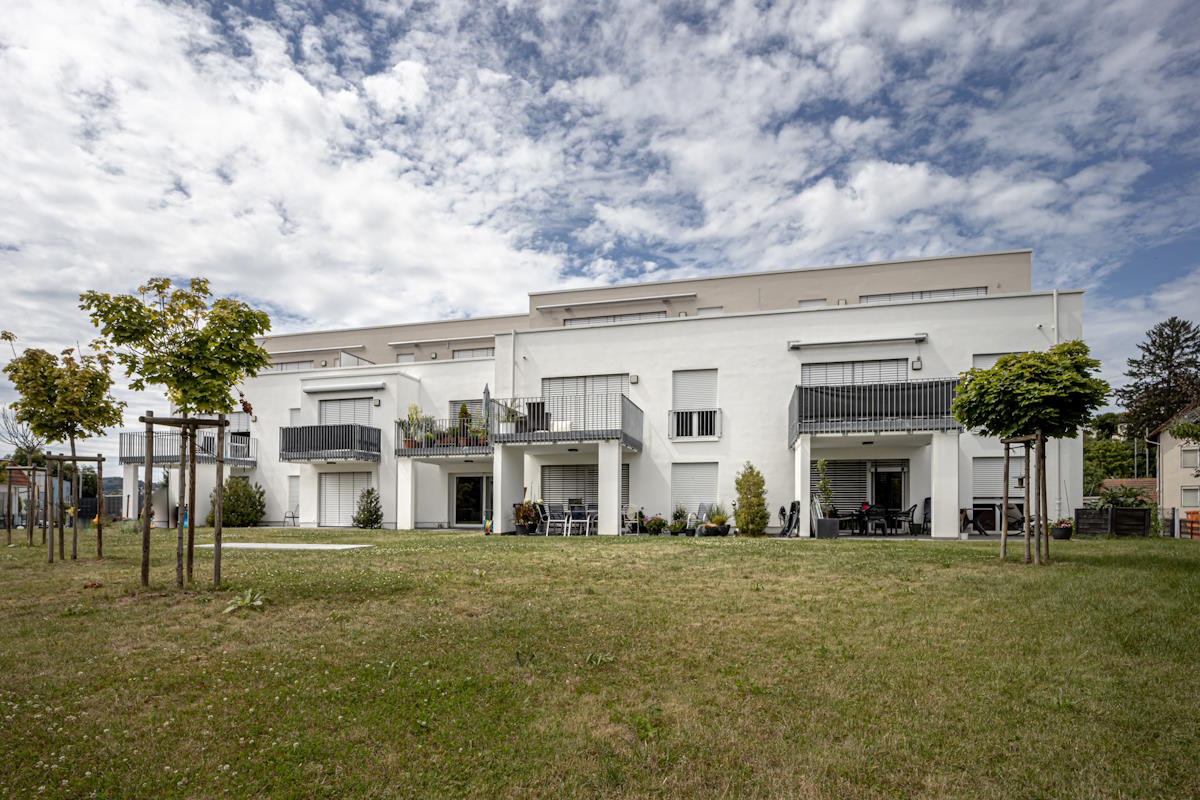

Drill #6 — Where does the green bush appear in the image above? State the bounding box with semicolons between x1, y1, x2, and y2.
734;462;768;536
1095;485;1153;509
353;487;383;529
206;478;266;527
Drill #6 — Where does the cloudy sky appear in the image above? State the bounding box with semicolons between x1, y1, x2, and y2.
2;0;1199;458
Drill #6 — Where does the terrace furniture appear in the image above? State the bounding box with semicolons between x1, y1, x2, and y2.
283;510;298;527
534;502;550;535
623;505;643;534
894;504;918;535
864;505;889;536
586;503;599;535
545;505;568;536
566;504;589;536
686;503;712;530
773;501;800;537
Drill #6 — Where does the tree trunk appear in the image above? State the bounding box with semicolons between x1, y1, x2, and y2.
176;416;186;589
1023;442;1031;565
141;412;154;587
1000;443;1009;561
1032;435;1041;566
214;414;225;589
70;435;78;561
96;456;103;559
186;423;197;585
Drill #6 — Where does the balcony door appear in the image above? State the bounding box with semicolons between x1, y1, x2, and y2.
319;472;372;527
453;475;492;527
541;374;629;432
319;398;372;426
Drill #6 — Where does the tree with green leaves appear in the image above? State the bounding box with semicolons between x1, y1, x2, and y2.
2;331;125;562
1116;317;1200;440
1170;417;1200;446
733;462;768;536
953;340;1109;563
80;277;271;588
353;487;383;529
1084;436;1134;481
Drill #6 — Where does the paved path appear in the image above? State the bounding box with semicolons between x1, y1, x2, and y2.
196;543;374;551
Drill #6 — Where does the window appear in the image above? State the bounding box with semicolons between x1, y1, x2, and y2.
319;398;372;426
797;298;826;310
226;411;251;432
318;472;372;526
449;399;484;420
451;347;495;359
395;353;415;363
542;374;629;397
287;476;300;520
671;462;718;513
671;369;720;438
563;311;667;327
696;306;723;316
540;464;630;508
339;351;373;367
801;359;908;386
972;352;1025;370
269;360;313;372
860;287;987;304
1183;487;1200;508
1182;449;1199;469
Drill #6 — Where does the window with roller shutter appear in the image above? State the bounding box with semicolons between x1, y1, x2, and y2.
318;472;372;527
319;398;372;426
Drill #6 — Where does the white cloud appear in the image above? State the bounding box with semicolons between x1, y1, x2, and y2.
363;60;429;115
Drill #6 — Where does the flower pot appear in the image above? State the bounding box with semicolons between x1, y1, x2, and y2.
1051;525;1072;540
815;518;840;539
404;438;418;449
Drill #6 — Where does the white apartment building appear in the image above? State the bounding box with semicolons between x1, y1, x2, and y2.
119;249;1085;539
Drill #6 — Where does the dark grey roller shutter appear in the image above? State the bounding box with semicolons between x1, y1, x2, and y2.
540;464;629;508
810;460;868;513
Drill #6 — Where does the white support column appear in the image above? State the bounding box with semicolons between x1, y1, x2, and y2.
396;458;416;530
930;431;961;539
597;440;621;535
122;463;139;520
492;444;524;534
794;434;812;537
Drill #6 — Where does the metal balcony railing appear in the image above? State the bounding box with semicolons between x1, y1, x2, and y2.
118;431;258;467
396;417;491;456
279;424;381;462
488;393;644;451
789;378;960;445
668;409;722;440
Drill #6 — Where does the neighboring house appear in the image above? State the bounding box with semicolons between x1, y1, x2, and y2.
1097;478;1158;504
1149;404;1200;526
1;461;73;527
118;248;1085;538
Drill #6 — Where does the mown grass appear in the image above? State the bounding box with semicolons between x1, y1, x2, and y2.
1;527;1198;798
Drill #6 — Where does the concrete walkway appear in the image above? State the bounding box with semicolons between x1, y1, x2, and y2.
196;543;374;551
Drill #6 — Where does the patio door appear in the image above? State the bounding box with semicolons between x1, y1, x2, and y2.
319;472;371;527
454;475;492;526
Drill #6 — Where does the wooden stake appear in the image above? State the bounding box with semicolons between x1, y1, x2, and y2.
1039;432;1049;564
176;419;186;589
1000;443;1009;561
1032;434;1041;566
214;414;225;589
1023;442;1032;564
70;440;78;561
45;462;53;563
57;460;64;561
186;423;197;585
27;469;35;546
5;470;11;547
141;411;153;587
96;456;104;559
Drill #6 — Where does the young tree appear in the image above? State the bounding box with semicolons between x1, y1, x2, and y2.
733;462;768;536
81;277;271;587
1;332;125;561
953;340;1109;563
352;487;384;529
1;405;45;457
1116;317;1200;440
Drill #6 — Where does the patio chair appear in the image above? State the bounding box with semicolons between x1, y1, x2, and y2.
772;501;800;537
545;505;568;536
1005;503;1025;532
566;504;589;536
585;503;599;535
623;504;642;535
686;503;712;530
864;505;889;536
534;502;550;535
895;504;918;535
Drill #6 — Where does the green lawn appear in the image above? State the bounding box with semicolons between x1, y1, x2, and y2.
1;527;1198;799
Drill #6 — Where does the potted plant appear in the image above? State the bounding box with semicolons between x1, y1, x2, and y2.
457;402;472;445
814;459;840;539
645;514;667;535
513;501;538;535
706;503;729;536
672;504;691;536
403;404;423;448
1051;517;1073;540
497;405;517;436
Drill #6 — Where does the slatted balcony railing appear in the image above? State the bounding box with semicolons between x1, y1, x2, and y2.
789;378;960;445
118;431;258;467
279;424;381;462
488;393;644;451
396;417;491;456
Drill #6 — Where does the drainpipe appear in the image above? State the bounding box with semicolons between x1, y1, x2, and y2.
1053;290;1063;518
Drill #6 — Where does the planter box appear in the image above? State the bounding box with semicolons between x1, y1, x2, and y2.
1050;525;1072;540
1074;507;1151;537
815;518;840;539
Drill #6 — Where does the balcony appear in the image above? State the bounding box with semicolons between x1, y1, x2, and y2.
489;394;643;451
279;424;381;462
789;378;960;445
396;417;491;457
668;408;722;440
119;431;258;468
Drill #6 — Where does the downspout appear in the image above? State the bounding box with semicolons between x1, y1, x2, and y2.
1053;290;1063;518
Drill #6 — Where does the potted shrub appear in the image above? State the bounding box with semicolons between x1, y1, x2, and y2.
497;405;517;435
457;403;472;445
402;403;422;448
672;504;691;536
705;503;729;536
513;501;538;535
644;514;667;535
1051;517;1073;540
814;459;840;539
668;519;686;535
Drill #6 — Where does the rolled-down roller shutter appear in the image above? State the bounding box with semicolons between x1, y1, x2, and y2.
809;460;869;513
671;462;718;514
540;465;629;508
972;456;1025;498
672;369;718;410
319;398;372;425
319;472;372;526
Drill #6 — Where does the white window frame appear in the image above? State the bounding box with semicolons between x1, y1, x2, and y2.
860;286;987;304
1182;486;1200;508
562;311;667;327
395;353;415;363
270;360;314;372
1181;448;1199;469
451;347;495;360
